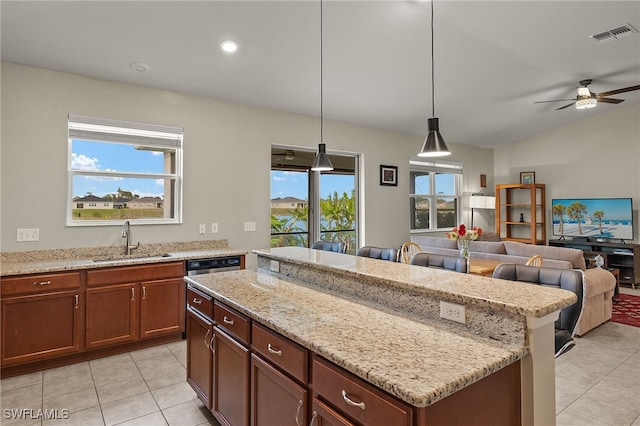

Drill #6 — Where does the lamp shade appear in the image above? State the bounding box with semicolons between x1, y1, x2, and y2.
575;96;597;109
469;195;496;209
418;117;450;157
311;143;333;171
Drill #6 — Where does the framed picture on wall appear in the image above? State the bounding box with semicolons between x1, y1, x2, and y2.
380;165;398;186
520;171;535;184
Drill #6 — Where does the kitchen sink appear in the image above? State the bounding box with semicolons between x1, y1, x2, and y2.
92;252;172;262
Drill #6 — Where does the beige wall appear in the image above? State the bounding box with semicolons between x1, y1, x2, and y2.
0;62;494;263
494;104;640;244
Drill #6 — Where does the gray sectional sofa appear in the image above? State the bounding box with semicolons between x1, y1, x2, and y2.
410;235;617;336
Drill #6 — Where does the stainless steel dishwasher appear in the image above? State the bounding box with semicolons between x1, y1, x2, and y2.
185;256;242;275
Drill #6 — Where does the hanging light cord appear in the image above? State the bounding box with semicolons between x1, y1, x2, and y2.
430;0;435;118
320;0;324;143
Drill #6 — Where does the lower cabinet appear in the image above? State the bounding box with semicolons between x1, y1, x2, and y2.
85;283;137;349
310;397;354;426
250;354;308;426
186;307;213;408
1;289;81;366
212;326;250;426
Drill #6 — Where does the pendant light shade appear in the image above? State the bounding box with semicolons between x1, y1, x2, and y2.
311;143;333;171
418;0;451;158
418;117;450;157
311;0;334;172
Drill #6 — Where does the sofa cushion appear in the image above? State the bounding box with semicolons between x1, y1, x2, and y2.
469;241;506;254
503;241;586;270
411;236;457;250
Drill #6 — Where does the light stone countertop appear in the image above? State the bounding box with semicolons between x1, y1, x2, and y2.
185;268;527;408
254;247;578;319
0;240;248;276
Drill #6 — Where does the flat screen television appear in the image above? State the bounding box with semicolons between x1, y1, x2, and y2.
551;198;634;241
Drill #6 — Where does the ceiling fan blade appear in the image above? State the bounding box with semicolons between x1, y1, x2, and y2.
556;102;576;110
533;99;575;104
597;97;624;104
597;85;640;97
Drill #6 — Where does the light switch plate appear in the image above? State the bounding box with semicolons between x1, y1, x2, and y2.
17;228;39;242
211;223;219;233
244;221;256;232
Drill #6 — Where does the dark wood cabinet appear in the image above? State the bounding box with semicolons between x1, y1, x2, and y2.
251;353;308;426
85;283;137;349
213;326;250;426
310;397;355;426
140;278;185;338
1;289;81;366
186;307;213;408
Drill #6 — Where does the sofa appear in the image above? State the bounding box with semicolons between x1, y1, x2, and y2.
411;235;616;336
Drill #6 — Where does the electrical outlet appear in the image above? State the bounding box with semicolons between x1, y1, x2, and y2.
270;260;280;273
244;221;256;232
440;301;466;324
211;223;219;233
198;224;206;234
17;228;39;242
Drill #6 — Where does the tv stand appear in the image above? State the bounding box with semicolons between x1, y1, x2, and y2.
549;238;639;288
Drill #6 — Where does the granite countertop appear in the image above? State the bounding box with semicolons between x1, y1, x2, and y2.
254;247;577;319
0;240;248;276
185;269;527;408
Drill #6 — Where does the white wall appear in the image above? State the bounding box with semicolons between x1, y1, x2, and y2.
0;62;494;262
494;104;640;243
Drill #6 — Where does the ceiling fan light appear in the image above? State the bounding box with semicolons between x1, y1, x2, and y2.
576;96;597;109
418;117;451;157
311;143;334;171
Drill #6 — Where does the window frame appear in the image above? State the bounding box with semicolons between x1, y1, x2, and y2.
66;115;183;227
409;159;462;233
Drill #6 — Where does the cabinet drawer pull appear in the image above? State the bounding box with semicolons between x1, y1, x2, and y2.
75;294;79;309
210;334;216;354
204;328;211;348
309;411;318;426
267;343;282;356
223;316;234;326
131;288;135;300
33;280;51;287
341;390;366;410
192;298;202;304
295;399;303;426
142;286;146;299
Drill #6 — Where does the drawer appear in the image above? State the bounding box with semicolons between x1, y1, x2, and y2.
311;356;413;426
214;301;250;345
1;272;81;296
252;322;308;384
87;261;184;286
187;286;213;320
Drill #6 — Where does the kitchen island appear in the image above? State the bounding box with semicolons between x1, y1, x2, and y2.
185;247;577;426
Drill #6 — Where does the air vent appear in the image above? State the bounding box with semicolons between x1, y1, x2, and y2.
590;24;638;44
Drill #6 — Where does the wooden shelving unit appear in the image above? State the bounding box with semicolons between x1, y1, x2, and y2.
495;183;546;245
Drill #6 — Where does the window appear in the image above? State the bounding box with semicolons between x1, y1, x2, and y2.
67;115;183;226
409;160;462;232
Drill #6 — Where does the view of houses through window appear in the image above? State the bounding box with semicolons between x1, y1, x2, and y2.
67;115;183;225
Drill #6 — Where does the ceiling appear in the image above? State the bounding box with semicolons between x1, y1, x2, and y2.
2;1;639;149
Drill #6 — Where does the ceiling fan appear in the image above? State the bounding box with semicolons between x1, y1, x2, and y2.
534;79;640;110
271;150;296;161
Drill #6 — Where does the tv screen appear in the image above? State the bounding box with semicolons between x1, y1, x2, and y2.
551;198;634;241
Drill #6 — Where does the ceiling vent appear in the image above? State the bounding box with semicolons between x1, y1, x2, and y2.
590;24;638;44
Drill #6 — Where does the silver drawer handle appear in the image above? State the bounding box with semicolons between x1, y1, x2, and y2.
223;316;234;325
309;411;318;426
267;343;282;356
295;400;303;426
204;328;211;348
192;298;202;304
341;390;366;410
33;280;51;287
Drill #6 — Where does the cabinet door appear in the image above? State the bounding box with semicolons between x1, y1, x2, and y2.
310;397;354;426
86;283;137;349
213;327;250;426
140;278;185;339
1;290;81;366
186;308;213;409
250;354;308;426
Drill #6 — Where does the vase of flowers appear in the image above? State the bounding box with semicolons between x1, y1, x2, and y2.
447;224;482;273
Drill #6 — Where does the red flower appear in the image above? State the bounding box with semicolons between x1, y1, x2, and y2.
458;224;466;237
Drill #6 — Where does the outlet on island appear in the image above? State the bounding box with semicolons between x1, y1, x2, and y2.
440;300;466;324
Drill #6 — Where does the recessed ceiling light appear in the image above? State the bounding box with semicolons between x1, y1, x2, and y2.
220;40;239;53
130;62;150;73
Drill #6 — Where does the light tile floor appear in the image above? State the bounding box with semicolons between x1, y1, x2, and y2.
1;288;639;426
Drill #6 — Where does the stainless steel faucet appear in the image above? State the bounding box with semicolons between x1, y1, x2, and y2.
121;220;140;255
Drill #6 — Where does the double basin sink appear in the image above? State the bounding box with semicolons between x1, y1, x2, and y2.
92;252;173;262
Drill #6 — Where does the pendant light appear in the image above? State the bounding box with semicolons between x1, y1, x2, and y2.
418;0;451;157
311;0;334;171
